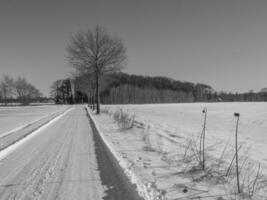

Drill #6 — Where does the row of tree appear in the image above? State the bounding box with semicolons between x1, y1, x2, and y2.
0;75;42;105
100;72;267;103
50;79;74;104
50;77;89;104
102;84;195;104
101;73;213;103
217;91;267;102
51;70;267;105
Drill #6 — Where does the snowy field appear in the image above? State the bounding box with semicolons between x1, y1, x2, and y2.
106;102;267;168
0;105;70;136
96;102;267;199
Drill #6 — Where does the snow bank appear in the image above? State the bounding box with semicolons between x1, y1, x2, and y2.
86;106;166;200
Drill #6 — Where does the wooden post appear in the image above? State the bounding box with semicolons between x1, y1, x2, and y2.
234;112;241;193
202;108;207;170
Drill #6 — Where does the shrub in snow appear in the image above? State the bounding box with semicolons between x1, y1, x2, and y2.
112;108;136;130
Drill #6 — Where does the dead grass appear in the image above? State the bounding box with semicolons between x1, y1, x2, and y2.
101;107;136;130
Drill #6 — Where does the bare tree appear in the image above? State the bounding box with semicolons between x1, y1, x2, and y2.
66;25;126;114
0;75;14;105
50;79;73;104
50;80;62;104
14;77;42;105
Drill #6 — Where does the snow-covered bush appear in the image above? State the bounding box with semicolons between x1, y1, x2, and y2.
112;108;136;129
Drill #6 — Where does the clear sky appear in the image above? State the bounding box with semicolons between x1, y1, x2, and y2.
1;0;267;96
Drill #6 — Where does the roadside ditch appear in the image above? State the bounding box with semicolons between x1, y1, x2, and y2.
85;107;145;200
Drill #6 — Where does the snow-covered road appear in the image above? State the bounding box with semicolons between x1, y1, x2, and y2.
0;106;106;200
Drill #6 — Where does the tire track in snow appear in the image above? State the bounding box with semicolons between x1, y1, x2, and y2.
0;126;73;200
0;106;106;200
0;109;66;139
0;108;74;161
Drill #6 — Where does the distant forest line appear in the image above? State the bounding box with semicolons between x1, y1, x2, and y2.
51;72;267;105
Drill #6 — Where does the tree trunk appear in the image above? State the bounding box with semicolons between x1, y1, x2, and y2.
91;91;94;109
92;89;95;110
89;90;91;108
96;72;100;114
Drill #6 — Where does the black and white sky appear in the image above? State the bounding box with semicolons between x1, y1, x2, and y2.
1;0;267;96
